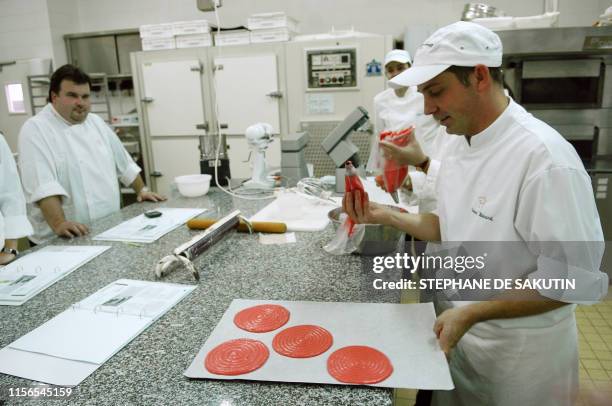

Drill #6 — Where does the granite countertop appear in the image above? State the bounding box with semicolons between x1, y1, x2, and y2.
0;189;399;405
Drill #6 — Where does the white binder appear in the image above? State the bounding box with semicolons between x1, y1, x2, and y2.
0;279;196;386
0;245;111;306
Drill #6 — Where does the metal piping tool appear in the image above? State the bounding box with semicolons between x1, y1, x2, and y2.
154;209;252;281
389;190;400;204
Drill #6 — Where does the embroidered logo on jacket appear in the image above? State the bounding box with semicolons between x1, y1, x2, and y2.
471;196;494;222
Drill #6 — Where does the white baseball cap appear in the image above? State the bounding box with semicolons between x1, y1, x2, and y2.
384;49;412;66
389;21;502;88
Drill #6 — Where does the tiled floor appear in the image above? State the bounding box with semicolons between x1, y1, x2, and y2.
394;290;612;406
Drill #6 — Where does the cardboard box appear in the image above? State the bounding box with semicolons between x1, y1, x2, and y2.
141;37;176;51
139;23;174;39
176;33;213;48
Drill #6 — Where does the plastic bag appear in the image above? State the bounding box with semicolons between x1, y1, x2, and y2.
375;127;414;196
324;161;366;255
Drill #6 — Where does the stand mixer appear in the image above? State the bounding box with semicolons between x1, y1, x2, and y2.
243;123;275;189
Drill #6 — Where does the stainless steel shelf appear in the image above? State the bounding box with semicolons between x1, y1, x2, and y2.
107;74;133;79
112;123;139;128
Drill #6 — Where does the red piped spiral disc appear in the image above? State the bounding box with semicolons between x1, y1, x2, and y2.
272;325;333;358
234;304;290;333
327;345;393;384
204;338;269;375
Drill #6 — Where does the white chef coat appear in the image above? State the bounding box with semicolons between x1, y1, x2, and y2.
431;99;607;406
0;134;33;250
18;104;141;243
406;90;514;214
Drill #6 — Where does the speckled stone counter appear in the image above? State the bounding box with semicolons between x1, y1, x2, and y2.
0;189;400;405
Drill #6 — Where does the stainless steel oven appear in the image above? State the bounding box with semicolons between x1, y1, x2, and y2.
499;26;612;282
500;27;612;160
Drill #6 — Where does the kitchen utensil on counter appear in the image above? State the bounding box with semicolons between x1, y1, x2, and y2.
174;174;212;197
378;128;413;204
250;190;337;232
327;206;405;255
296;178;335;203
188;218;287;233
155;209;252;280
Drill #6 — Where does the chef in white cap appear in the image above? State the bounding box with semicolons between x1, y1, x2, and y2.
345;21;607;406
368;49;456;212
367;49;414;172
0;132;33;265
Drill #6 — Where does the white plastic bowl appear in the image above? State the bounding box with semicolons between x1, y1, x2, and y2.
174;174;211;197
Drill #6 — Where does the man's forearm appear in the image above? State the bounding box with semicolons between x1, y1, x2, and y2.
463;289;569;324
37;195;66;230
383;211;441;242
130;175;146;194
3;239;18;250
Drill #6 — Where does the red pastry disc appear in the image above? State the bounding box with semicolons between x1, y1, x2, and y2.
272;325;333;358
204;338;269;375
234;304;290;333
327;345;393;384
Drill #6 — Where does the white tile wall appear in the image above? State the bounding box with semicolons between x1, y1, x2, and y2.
47;0;80;67
0;0;52;61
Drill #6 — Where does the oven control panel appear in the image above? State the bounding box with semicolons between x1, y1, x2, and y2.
306;48;357;89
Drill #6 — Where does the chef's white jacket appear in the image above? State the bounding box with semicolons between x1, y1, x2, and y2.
431;99;606;406
18;104;141;243
0;134;33;250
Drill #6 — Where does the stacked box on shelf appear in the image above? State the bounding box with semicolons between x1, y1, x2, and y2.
140;23;175;51
140;20;215;50
247;12;299;43
141;37;176;51
172;20;211;35
247;12;299;31
140;23;174;38
214;30;250;46
250;27;294;43
176;34;213;48
174;20;214;48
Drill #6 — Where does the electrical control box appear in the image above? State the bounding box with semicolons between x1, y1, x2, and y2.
306;48;357;89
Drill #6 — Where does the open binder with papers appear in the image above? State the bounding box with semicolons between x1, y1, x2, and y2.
0;245;111;306
0;279;196;386
93;208;207;243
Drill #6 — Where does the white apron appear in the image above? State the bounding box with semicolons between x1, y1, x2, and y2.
433;314;578;406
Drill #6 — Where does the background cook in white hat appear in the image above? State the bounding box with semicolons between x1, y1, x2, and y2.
345;21;606;406
367;49;446;213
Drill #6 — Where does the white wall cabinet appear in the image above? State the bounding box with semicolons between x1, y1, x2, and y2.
134;54;210;195
142;59;207;137
213;54;281;135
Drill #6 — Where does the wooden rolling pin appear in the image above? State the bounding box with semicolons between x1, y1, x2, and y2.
187;218;287;233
